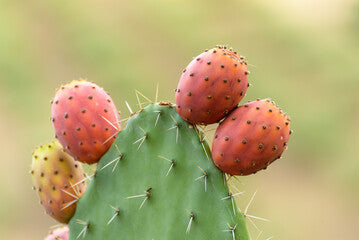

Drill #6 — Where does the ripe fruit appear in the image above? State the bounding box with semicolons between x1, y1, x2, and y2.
31;141;87;223
175;46;249;125
212;99;292;175
44;226;69;240
51;80;120;164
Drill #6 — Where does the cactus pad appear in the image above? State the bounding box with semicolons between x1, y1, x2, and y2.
68;102;251;239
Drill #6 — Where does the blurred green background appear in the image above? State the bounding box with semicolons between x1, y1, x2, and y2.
1;0;358;239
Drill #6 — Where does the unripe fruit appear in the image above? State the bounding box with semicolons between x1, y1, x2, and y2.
31;141;86;223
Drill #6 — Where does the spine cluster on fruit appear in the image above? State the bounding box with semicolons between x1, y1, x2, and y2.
31;45;292;240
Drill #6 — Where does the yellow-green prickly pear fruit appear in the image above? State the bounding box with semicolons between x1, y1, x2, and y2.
31;141;87;223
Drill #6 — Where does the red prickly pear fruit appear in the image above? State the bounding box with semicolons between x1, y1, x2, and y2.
175;46;249;125
212;99;292;175
44;226;69;240
31;141;87;223
51;80;120;164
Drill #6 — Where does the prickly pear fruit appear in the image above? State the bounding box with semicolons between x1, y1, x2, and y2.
51;80;120;164
31;141;87;223
175;46;249;125
212;99;292;175
45;226;69;240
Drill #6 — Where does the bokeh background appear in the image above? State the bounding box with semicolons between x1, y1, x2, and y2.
1;0;358;239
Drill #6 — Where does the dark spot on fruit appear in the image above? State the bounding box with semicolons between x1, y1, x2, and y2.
256;107;260;110
224;137;229;141
76;127;80;131
234;158;239;163
187;92;192;96
104;109;108;112
234;63;238;67
59;158;63;162
207;61;211;65
215;135;218;138
242;140;247;144
269;109;273;112
88;95;93;99
247;120;251;124
52;186;56;190
62;131;66;135
262;125;267;129
105;127;109;131
223;109;229;114
207;95;212;99
66;146;70;150
93;140;97;144
64;113;68;118
272;145;277;150
55;100;59;104
68;96;73;100
283;142;287;146
245;71;250;75
206;111;211;115
79;141;83;146
49;200;53;204
213;50;217;53
81;109;86;113
38;188;42;192
221;65;225;68
220;153;224;156
30;170;34;174
204;77;209;81
232;116;236;120
276;126;280;130
247;83;250;87
40;172;44;177
69;174;73;178
237;78;241;82
251;161;255;166
244;104;248;107
258;143;263;149
74;85;79;88
196;58;200;61
225;95;230;99
74;164;78;168
107;99;111;102
285;122;289;126
54;170;58;175
92;123;96;127
190;73;194;77
188;108;192;112
223;79;227;83
44;157;48;161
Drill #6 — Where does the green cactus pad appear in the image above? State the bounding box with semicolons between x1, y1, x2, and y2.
69;102;251;240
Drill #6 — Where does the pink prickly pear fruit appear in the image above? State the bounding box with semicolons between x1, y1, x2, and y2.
44;226;69;240
51;80;120;164
31;141;87;223
175;46;249;125
212;99;292;175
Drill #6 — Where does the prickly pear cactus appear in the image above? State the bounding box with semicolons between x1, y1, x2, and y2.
68;102;251;240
